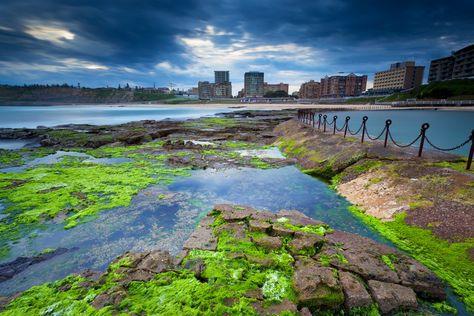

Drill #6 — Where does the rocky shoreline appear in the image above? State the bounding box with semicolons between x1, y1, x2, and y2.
275;118;474;311
0;205;448;315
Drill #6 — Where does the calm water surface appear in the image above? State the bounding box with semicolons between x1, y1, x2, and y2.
0;105;234;128
323;109;473;156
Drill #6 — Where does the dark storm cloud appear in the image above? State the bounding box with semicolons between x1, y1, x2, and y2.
0;0;473;89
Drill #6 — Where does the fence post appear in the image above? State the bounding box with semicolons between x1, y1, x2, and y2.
344;116;350;138
333;116;337;134
361;116;368;143
318;114;322;130
384;119;392;147
467;130;473;170
323;115;327;132
418;123;430;157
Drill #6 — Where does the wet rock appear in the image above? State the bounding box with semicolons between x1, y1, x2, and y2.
253;235;283;250
395;259;446;300
214;204;255;221
215;222;247;239
299;307;312;316
248;219;272;233
368;280;418;314
183;216;217;251
250;210;277;221
244;288;264;300
339;271;372;310
0;247;69;282
293;258;344;308
288;233;325;256
252;299;298;315
276;210;325;226
183;258;206;280
271;224;295;237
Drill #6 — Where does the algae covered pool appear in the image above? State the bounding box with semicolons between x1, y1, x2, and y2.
0;165;386;296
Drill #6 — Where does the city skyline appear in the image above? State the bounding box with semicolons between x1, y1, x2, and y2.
0;0;473;93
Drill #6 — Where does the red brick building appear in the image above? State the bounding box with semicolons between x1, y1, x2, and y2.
320;73;367;98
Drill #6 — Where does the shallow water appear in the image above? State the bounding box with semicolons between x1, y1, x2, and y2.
0;166;386;295
0;138;40;150
237;147;285;159
0;105;234;128
322;110;474;156
0;151;131;173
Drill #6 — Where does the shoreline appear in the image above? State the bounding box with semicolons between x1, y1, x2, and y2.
1;102;474;111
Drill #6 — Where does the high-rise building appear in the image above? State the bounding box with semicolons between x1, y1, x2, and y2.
213;82;232;98
263;82;289;94
198;81;214;99
373;61;424;92
320;73;367;98
428;44;474;82
244;72;264;97
299;80;320;99
214;71;230;84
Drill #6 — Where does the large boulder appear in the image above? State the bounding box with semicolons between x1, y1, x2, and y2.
368;280;418;314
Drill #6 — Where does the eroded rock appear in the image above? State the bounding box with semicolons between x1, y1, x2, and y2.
368;280;418;314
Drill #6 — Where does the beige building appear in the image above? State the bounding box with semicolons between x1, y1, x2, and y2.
299;80;320;99
373;61;424;92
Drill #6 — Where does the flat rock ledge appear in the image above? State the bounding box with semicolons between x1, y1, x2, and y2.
0;205;446;315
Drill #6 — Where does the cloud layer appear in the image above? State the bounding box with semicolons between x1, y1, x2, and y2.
0;0;473;92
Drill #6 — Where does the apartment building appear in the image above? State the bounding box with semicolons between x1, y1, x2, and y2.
320;73;367;98
299;80;320;99
429;44;474;82
373;61;424;92
244;72;264;97
263;82;289;94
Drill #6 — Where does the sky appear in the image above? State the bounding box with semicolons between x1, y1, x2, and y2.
0;0;473;94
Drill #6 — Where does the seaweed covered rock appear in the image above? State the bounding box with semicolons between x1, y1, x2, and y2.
0;204;447;315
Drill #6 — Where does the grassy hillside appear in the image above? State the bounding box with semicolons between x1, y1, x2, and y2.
0;85;177;104
345;79;474;103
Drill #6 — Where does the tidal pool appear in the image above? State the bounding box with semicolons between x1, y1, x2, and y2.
0;165;385;296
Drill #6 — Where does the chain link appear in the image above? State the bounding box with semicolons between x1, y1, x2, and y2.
348;123;364;135
365;126;387;141
425;135;472;152
388;130;421;148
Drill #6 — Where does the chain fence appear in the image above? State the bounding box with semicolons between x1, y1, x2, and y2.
297;109;474;170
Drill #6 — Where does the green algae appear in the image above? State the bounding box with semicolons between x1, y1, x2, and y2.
318;253;348;267
432;301;458;314
183;117;238;129
282;222;333;236
380;254;396;271
0;145;191;259
348;206;474;311
0;149;23;167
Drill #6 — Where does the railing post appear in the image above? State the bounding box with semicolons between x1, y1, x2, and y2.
318;114;322;130
344;116;350;138
323;115;327;132
466;130;473;170
333;115;337;134
361;116;368;143
312;112;316;128
418;123;430;157
384;119;392;147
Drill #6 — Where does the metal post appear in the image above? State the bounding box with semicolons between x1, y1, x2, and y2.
312;112;316;128
418;123;430;157
323;115;327;132
466;130;473;170
344;116;350;138
384;119;392;147
333;116;337;134
318;114;322;130
361;116;368;143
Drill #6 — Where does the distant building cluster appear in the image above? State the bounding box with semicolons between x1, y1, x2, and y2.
192;44;473;100
299;74;367;99
197;71;232;99
428;44;474;82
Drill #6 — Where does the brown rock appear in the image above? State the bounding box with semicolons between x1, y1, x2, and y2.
135;250;175;273
293;258;344;308
299;307;312;316
288;233;324;256
183;216;217;251
214;204;255;221
368;280;418;314
215;222;247;239
339;271;372;310
244;288;264;300
250;210;277;221
252;299;298;315
91;293;111;309
395;258;446;300
276;210;325;226
249;220;271;233
253;235;283;250
271;224;295;237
